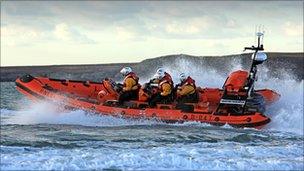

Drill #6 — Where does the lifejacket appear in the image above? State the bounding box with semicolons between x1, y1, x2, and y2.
158;72;173;93
123;72;140;90
178;76;196;94
181;76;196;88
164;72;173;86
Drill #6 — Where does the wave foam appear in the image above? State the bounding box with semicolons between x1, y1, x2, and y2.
1;102;159;127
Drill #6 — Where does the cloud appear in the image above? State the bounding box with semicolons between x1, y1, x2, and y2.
1;24;47;46
165;17;210;35
53;23;96;44
1;23;96;47
2;1;301;41
53;23;71;41
226;19;238;28
1;25;37;37
1;1;303;66
115;26;135;41
283;22;303;36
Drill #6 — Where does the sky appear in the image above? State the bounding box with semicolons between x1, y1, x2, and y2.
1;1;303;66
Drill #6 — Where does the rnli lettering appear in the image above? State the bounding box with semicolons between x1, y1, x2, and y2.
191;115;195;119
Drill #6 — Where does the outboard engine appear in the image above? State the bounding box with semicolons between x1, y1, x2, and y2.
221;70;266;113
224;70;248;97
216;31;267;115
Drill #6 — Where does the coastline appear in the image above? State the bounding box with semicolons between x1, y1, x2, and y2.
1;52;303;82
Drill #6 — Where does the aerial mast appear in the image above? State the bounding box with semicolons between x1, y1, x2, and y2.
243;30;267;98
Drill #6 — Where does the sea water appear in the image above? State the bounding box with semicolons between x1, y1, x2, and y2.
1;60;303;170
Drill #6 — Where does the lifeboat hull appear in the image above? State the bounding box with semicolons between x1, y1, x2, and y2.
15;75;279;129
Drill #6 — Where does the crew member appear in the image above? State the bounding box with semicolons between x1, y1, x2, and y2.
176;73;198;103
156;68;173;86
118;67;140;105
149;68;174;107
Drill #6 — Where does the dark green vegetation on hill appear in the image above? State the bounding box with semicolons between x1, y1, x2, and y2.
0;52;303;82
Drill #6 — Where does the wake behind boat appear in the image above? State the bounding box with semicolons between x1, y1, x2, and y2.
15;32;280;129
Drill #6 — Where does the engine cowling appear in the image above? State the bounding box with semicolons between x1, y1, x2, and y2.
224;70;248;96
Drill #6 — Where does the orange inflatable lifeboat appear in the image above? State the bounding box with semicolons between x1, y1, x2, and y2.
15;71;279;129
15;32;280;129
